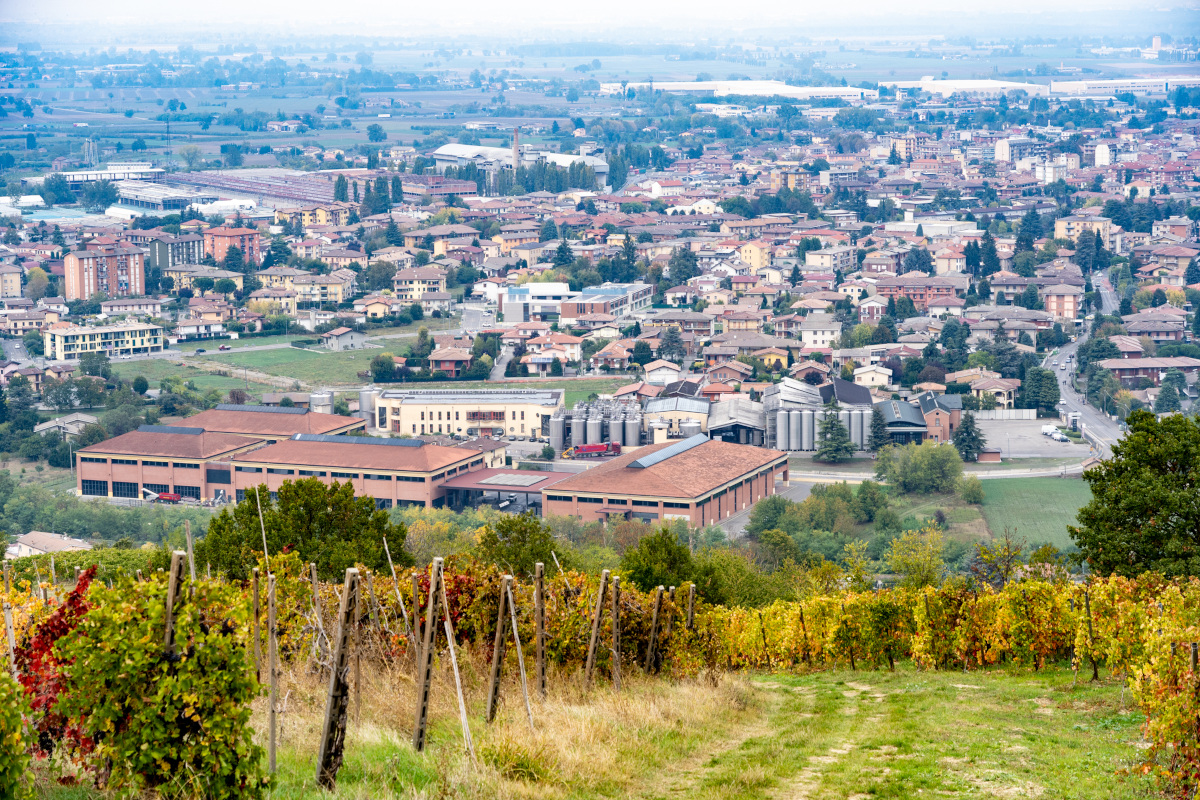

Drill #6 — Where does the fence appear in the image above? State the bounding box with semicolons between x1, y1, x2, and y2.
971;409;1037;420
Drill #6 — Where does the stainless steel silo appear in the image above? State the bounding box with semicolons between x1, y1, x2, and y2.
776;409;790;450
800;409;815;451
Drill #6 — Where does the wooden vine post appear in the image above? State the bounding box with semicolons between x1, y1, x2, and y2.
486;575;512;723
184;520;196;582
1084;588;1099;681
316;567;360;790
437;560;476;762
585;570;610;687
383;537;413;641
163;551;186;653
686;584;695;630
268;573;278;774
505;580;535;730
412;558;444;752
251;568;261;680
3;602;15;679
534;562;546;698
3;562;10;593
644;586;664;673
309;562;328;661
611;575;621;689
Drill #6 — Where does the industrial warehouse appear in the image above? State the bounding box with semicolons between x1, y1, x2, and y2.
541;435;788;527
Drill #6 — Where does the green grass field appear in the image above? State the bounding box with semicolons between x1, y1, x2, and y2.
175;334;309;353
195;347;376;386
31;664;1151;800
111;358;272;400
980;477;1093;550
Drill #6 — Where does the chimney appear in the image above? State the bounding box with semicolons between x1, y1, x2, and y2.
512;128;520;172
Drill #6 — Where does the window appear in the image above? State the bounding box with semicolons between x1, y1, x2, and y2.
112;481;139;498
111;458;137;465
578;496;602;504
546;494;571;502
142;460;168;468
174;462;200;470
236;466;262;473
267;468;295;475
80;457;107;464
397;475;425;483
663;502;690;509
236;489;246;502
331;471;357;479
365;474;392;481
420;411;425;421
607;498;628;505
174;485;200;500
143;483;169;495
81;480;108;496
298;470;327;477
375;498;393;510
632;500;658;507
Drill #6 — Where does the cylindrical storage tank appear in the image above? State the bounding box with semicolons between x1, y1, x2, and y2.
789;410;802;451
549;415;565;453
801;409;815;451
571;414;585;447
358;388;378;423
309;392;332;415
776;409;790;450
738;428;748;444
587;416;602;445
680;418;702;439
625;416;641;447
850;409;863;449
838;410;851;442
609;417;624;447
752;430;763;447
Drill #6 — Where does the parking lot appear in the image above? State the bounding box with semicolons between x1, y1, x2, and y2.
975;418;1092;459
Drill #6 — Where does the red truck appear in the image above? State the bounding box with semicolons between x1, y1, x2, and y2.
562;442;622;459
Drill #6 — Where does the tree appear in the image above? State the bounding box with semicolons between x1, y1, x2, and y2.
131;137;147;151
1071;410;1200;576
1016;283;1043;310
1021;367;1059;412
476;512;555;578
620;527;693;592
952;412;987;462
958;475;985;504
668;247;699;283
214;278;237;296
875;440;963;493
178;145;202;171
980;230;1000;276
132;376;149;395
333;175;349;203
78;350;111;379
1156;383;1181;413
223;245;245;273
539;218;558;241
1152;288;1168;308
886;526;945;589
630;340;654;366
887;144;901;165
24;267;49;301
198;478;410;580
657;327;685;364
815;405;855;463
366;123;387;142
549;358;564;376
192;276;215;294
868;406;890;452
970;530;1025;588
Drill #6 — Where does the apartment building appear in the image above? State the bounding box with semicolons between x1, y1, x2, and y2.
392;267;448;301
273;202;357;229
0;265;22;299
1054;215;1117;252
203;226;262;265
873;275;959;310
63;245;146;300
558;282;654;324
804;246;856;274
43;321;164;361
145;233;204;271
373;388;565;439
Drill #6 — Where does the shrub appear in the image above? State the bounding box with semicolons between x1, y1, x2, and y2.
0;672;33;800
55;573;267;798
958;475;985;504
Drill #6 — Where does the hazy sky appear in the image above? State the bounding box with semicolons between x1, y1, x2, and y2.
5;0;1196;35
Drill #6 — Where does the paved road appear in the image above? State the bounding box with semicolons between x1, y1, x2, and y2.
720;480;814;539
2;338;29;363
1041;275;1122;459
490;345;512;380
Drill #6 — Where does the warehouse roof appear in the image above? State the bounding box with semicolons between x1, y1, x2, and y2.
78;426;262;460
233;436;474;473
183;405;365;438
544;437;784;500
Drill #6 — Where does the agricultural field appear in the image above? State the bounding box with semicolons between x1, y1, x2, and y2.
979;478;1093;551
31;664;1150;799
174;334;311;353
111;357;272;399
194;346;377;387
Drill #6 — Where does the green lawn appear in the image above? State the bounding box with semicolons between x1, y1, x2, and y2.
980;477;1093;550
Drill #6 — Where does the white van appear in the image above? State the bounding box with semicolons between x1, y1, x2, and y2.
1041;424;1058;436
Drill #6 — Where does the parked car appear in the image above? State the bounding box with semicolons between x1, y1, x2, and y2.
219;344;232;351
194;348;206;353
